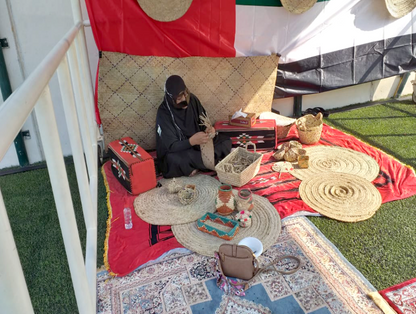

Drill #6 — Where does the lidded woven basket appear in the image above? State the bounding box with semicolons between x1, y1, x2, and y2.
296;112;323;144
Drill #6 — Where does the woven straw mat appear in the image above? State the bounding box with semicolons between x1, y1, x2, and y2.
290;146;380;182
97;52;279;150
299;172;382;222
281;0;318;14
385;0;416;18
137;0;193;22
134;175;220;225
172;193;281;257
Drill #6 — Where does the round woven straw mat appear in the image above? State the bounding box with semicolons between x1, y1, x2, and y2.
290;146;380;182
281;0;318;14
299;172;382;222
385;0;416;18
137;0;193;22
172;193;281;257
134;175;220;225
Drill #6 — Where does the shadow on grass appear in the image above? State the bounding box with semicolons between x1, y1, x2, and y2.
325;118;415;169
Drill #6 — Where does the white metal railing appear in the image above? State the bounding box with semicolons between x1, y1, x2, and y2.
0;1;97;313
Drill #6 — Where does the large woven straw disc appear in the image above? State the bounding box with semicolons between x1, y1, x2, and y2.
172;194;281;257
290;146;380;182
281;0;318;14
299;173;382;222
134;175;220;225
137;0;193;22
385;0;416;18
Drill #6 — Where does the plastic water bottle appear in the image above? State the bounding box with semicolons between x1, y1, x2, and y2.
124;207;133;229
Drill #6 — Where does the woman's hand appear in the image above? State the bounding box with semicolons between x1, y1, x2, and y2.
206;126;216;139
189;132;210;146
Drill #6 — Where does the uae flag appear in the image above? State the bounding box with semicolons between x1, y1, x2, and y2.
86;0;416;98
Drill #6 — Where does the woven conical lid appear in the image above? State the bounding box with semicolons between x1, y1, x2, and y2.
172;194;281;257
134;175;220;225
385;0;416;18
137;0;193;22
290;145;380;182
299;172;382;222
281;0;318;14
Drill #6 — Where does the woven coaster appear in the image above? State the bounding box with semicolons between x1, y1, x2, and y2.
299;172;382;222
137;0;193;22
134;175;220;225
281;0;318;14
290;145;380;182
172;194;281;257
385;0;416;18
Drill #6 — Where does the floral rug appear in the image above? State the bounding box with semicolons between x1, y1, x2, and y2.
379;277;416;313
97;216;383;314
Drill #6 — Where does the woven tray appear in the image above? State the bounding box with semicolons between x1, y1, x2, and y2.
215;142;262;187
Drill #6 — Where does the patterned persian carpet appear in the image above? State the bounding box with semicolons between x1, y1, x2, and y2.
379;277;416;313
97;216;383;314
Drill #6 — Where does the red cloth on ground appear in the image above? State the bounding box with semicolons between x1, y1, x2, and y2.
102;164;182;277
102;124;416;277
379;277;416;314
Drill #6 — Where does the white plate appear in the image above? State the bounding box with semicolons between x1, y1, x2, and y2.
238;237;263;258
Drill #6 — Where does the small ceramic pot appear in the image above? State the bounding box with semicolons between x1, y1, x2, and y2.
236;188;254;211
216;184;235;216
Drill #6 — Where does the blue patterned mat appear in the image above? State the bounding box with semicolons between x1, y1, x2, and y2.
97;216;383;313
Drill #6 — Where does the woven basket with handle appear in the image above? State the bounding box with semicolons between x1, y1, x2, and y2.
296;112;323;144
215;142;262;187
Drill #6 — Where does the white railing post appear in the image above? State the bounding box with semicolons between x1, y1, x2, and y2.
74;32;98;212
57;56;97;309
0;23;81;162
34;86;94;314
0;189;35;314
70;0;98;216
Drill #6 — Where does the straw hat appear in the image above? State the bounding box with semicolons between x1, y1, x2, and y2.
385;0;416;18
137;0;193;22
299;172;382;222
290;145;380;182
172;193;281;257
281;0;318;14
134;174;220;225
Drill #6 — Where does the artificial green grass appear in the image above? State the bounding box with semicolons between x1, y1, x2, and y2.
0;161;107;313
308;100;416;290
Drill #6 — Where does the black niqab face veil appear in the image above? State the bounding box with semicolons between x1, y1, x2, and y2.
165;75;190;109
163;75;197;141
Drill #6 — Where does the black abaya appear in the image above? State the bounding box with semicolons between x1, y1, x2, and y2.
156;93;231;178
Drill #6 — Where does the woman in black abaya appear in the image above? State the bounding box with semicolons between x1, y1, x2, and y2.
156;75;231;178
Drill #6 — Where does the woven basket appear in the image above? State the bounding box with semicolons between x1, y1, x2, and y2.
215;142;262;187
296;112;323;144
259;111;295;139
276;123;295;139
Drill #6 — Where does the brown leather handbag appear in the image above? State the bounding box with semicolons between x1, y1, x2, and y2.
217;243;301;285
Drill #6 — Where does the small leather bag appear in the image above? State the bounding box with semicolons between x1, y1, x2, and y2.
215;243;301;296
218;244;256;280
